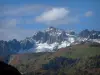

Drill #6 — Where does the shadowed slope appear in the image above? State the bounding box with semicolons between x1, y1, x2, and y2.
0;61;21;75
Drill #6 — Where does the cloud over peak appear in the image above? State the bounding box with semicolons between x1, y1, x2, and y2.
36;8;69;22
35;7;79;25
36;8;75;25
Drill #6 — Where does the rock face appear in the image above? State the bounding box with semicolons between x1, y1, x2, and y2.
0;61;21;75
31;27;73;44
0;27;100;55
79;29;100;39
0;27;75;54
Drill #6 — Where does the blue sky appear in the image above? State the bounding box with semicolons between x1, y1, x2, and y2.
0;0;100;40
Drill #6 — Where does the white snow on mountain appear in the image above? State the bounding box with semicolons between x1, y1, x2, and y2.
78;37;88;42
35;39;76;52
36;42;59;52
68;37;75;43
16;27;100;53
1;27;100;57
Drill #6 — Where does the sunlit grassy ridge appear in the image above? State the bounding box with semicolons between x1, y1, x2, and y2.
9;43;100;75
60;44;100;58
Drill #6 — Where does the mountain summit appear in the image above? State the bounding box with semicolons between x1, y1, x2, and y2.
0;27;100;56
46;26;57;31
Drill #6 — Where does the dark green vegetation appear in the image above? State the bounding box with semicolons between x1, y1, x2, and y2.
9;43;100;75
23;55;100;75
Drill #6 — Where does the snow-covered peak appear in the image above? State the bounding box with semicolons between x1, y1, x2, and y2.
46;26;57;31
45;27;66;36
1;27;100;56
45;26;63;32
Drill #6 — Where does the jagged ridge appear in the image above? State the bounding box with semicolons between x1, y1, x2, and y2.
0;27;100;56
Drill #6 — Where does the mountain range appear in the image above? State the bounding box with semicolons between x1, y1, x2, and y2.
0;27;100;57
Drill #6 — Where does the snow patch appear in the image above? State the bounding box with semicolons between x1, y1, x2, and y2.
68;37;75;43
36;42;59;52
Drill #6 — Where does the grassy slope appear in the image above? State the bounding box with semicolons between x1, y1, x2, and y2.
9;52;53;73
54;44;100;58
9;43;100;74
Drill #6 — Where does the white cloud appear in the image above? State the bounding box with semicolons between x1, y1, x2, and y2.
85;11;93;17
0;4;46;40
36;8;69;21
0;5;80;41
35;8;79;25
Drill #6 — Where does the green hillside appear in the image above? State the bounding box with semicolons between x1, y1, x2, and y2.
9;43;100;75
57;44;100;58
9;52;53;73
